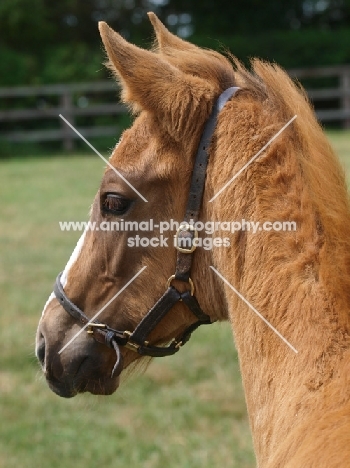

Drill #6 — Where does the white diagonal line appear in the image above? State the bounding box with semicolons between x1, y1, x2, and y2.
209;115;297;202
210;266;298;353
58;266;147;354
59;114;148;202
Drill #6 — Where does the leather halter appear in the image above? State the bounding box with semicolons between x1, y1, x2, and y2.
54;86;240;378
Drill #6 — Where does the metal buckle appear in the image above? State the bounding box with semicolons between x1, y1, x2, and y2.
166;275;195;296
123;330;139;351
86;322;107;334
123;331;149;352
174;223;198;253
169;338;183;349
125;341;140;352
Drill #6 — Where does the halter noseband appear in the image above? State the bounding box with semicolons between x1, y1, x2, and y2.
54;86;240;378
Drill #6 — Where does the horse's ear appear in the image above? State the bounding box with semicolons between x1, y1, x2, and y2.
147;12;198;53
99;21;215;142
147;13;235;92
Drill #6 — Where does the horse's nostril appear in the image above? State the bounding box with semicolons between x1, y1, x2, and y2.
36;332;46;368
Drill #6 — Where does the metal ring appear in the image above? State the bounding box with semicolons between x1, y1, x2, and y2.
166;275;195;296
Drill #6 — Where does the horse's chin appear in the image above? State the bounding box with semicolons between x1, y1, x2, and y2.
83;376;120;396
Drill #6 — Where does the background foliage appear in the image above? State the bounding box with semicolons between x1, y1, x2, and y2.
1;0;350;86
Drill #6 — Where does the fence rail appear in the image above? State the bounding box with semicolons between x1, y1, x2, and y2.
1;65;350;150
288;65;350;128
0;81;124;151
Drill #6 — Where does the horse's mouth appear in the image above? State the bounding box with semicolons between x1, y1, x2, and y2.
45;356;121;398
46;373;121;398
47;376;78;398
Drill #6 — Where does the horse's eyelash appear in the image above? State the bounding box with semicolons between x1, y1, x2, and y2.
103;195;129;212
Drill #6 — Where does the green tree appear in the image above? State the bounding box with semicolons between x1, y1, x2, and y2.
1;0;350;85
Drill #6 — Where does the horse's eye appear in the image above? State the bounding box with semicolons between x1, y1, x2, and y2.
102;194;131;216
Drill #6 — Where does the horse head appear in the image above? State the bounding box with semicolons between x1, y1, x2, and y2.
36;14;234;398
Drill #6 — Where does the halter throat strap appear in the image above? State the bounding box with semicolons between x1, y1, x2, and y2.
54;86;240;377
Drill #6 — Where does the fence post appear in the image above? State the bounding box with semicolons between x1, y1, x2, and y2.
60;89;75;151
340;70;350;129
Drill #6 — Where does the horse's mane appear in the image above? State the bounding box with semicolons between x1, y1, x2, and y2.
230;57;350;305
108;24;350;304
163;44;350;268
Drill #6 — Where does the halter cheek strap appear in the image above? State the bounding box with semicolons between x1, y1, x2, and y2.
54;86;240;378
174;86;240;281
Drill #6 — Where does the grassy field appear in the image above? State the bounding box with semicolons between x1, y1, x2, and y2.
0;130;349;468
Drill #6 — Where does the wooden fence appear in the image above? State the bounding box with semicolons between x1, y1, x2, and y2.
288;65;350;128
1;65;350;150
0;81;124;151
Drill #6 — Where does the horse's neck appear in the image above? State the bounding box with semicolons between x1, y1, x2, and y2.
207;125;350;464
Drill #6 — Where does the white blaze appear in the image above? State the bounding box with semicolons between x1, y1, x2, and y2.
41;229;87;316
60;229;87;288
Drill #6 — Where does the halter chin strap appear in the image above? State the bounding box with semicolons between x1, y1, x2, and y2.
54;86;240;378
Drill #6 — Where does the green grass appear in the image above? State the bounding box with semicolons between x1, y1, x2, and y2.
1;131;349;468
